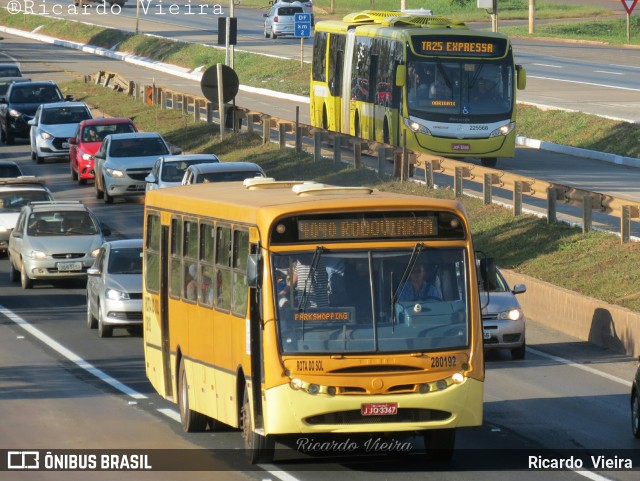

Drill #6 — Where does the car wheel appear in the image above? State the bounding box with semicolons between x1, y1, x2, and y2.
272;31;278;39
70;165;78;181
5;131;14;145
511;341;526;360
241;384;275;463
8;257;19;283
0;126;5;142
36;153;44;164
104;189;114;204
264;29;269;39
95;179;104;199
632;390;640;438
31;151;36;161
97;303;113;338
78;178;87;186
86;295;97;329
20;263;33;289
178;358;208;432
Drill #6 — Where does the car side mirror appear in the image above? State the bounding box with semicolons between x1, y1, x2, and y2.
170;146;183;155
68;137;76;145
263;13;268;17
512;284;526;295
0;96;7;104
65;94;74;101
87;266;101;276
145;173;157;183
28;119;36;126
100;224;112;236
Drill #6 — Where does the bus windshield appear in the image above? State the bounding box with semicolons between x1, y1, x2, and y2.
273;248;469;354
406;57;514;120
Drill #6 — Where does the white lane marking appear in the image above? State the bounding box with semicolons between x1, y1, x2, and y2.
257;467;303;481
528;75;640;92
594;70;623;75
157;408;181;423
528;347;633;388
0;304;148;400
533;63;563;68
574;470;616;481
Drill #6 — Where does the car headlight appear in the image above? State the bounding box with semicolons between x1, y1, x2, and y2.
499;308;523;321
404;118;432;135
80;151;94;161
90;248;101;258
106;168;124;178
40;131;53;140
29;250;47;260
106;288;130;301
489;122;515;138
0;226;7;233
8;109;21;118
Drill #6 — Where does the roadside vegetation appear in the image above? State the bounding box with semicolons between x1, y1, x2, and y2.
64;79;640;314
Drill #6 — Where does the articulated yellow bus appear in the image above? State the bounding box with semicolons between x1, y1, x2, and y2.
310;10;527;168
143;179;491;462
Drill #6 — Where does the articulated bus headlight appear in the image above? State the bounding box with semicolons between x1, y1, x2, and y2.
452;373;465;385
327;386;337;396
290;378;303;390
307;384;320;395
489;122;515;138
404;118;432;135
418;383;430;393
436;380;448;391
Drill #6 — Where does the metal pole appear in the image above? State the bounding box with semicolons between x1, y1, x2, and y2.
529;0;535;34
230;0;235;69
628;13;631;44
217;64;224;141
136;0;140;34
300;38;304;69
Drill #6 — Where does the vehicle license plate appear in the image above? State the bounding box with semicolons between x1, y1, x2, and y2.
361;403;398;416
62;142;70;149
452;143;470;151
57;262;82;272
483;330;491;340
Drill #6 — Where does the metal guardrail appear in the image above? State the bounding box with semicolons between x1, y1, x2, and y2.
87;71;640;243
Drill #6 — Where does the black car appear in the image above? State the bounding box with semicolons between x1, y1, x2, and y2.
632;362;640;438
0;81;72;145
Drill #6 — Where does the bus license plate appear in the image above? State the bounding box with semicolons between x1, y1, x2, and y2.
57;262;82;272
452;143;470;151
483;330;491;340
361;403;398;416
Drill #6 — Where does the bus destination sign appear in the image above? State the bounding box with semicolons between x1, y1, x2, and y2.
297;216;436;241
411;36;507;58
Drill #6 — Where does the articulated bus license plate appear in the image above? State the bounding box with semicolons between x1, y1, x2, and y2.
483;330;491;340
361;403;398;416
57;261;82;272
451;143;470;151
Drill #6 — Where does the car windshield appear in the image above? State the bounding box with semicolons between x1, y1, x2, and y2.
42;106;91;125
108;247;143;275
196;170;263;184
0;164;22;178
162;159;216;182
0;190;51;211
110;137;169;158
10;86;62;103
83;123;135;142
273;247;469;354
277;7;303;15
27;211;99;236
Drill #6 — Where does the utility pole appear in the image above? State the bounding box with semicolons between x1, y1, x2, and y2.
529;0;535;34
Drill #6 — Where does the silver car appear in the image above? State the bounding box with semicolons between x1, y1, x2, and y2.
86;238;143;338
94;132;171;204
7;201;108;289
181;162;266;185
481;267;527;359
145;153;220;191
263;3;305;39
29;101;93;164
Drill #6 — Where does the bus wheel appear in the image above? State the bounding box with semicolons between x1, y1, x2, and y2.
322;107;328;131
354;113;361;138
480;157;497;168
423;428;455;462
241;386;274;464
178;359;208;432
383;119;390;145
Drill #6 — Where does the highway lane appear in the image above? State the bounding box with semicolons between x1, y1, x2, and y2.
1;141;638;480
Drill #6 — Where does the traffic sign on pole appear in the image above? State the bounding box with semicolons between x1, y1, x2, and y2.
622;0;638;15
294;13;312;38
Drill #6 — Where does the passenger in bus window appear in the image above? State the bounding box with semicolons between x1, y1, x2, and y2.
399;264;442;302
185;263;197;300
292;256;329;308
409;65;433;101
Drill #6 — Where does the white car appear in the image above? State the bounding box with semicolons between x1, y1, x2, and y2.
29;101;92;164
86;238;143;338
264;2;305;39
145;154;220;191
181;162;266;185
94;132;172;204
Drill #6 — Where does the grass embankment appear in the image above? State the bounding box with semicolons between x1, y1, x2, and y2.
1;10;639;158
65;80;640;314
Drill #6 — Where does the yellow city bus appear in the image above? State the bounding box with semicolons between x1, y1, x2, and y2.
143;178;492;463
310;10;527;168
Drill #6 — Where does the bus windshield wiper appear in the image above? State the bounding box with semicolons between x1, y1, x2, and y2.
435;59;453;89
298;246;324;314
390;243;424;328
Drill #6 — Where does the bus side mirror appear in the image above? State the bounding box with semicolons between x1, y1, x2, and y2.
246;254;259;288
479;257;497;292
516;64;526;90
395;65;406;87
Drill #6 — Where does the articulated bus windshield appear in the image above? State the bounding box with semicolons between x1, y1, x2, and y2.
406;56;514;122
272;248;469;355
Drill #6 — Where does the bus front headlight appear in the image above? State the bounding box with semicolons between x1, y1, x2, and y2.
404;118;432;135
489;122;515;137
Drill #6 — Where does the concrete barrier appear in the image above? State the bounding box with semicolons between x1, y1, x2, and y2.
502;269;640;357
